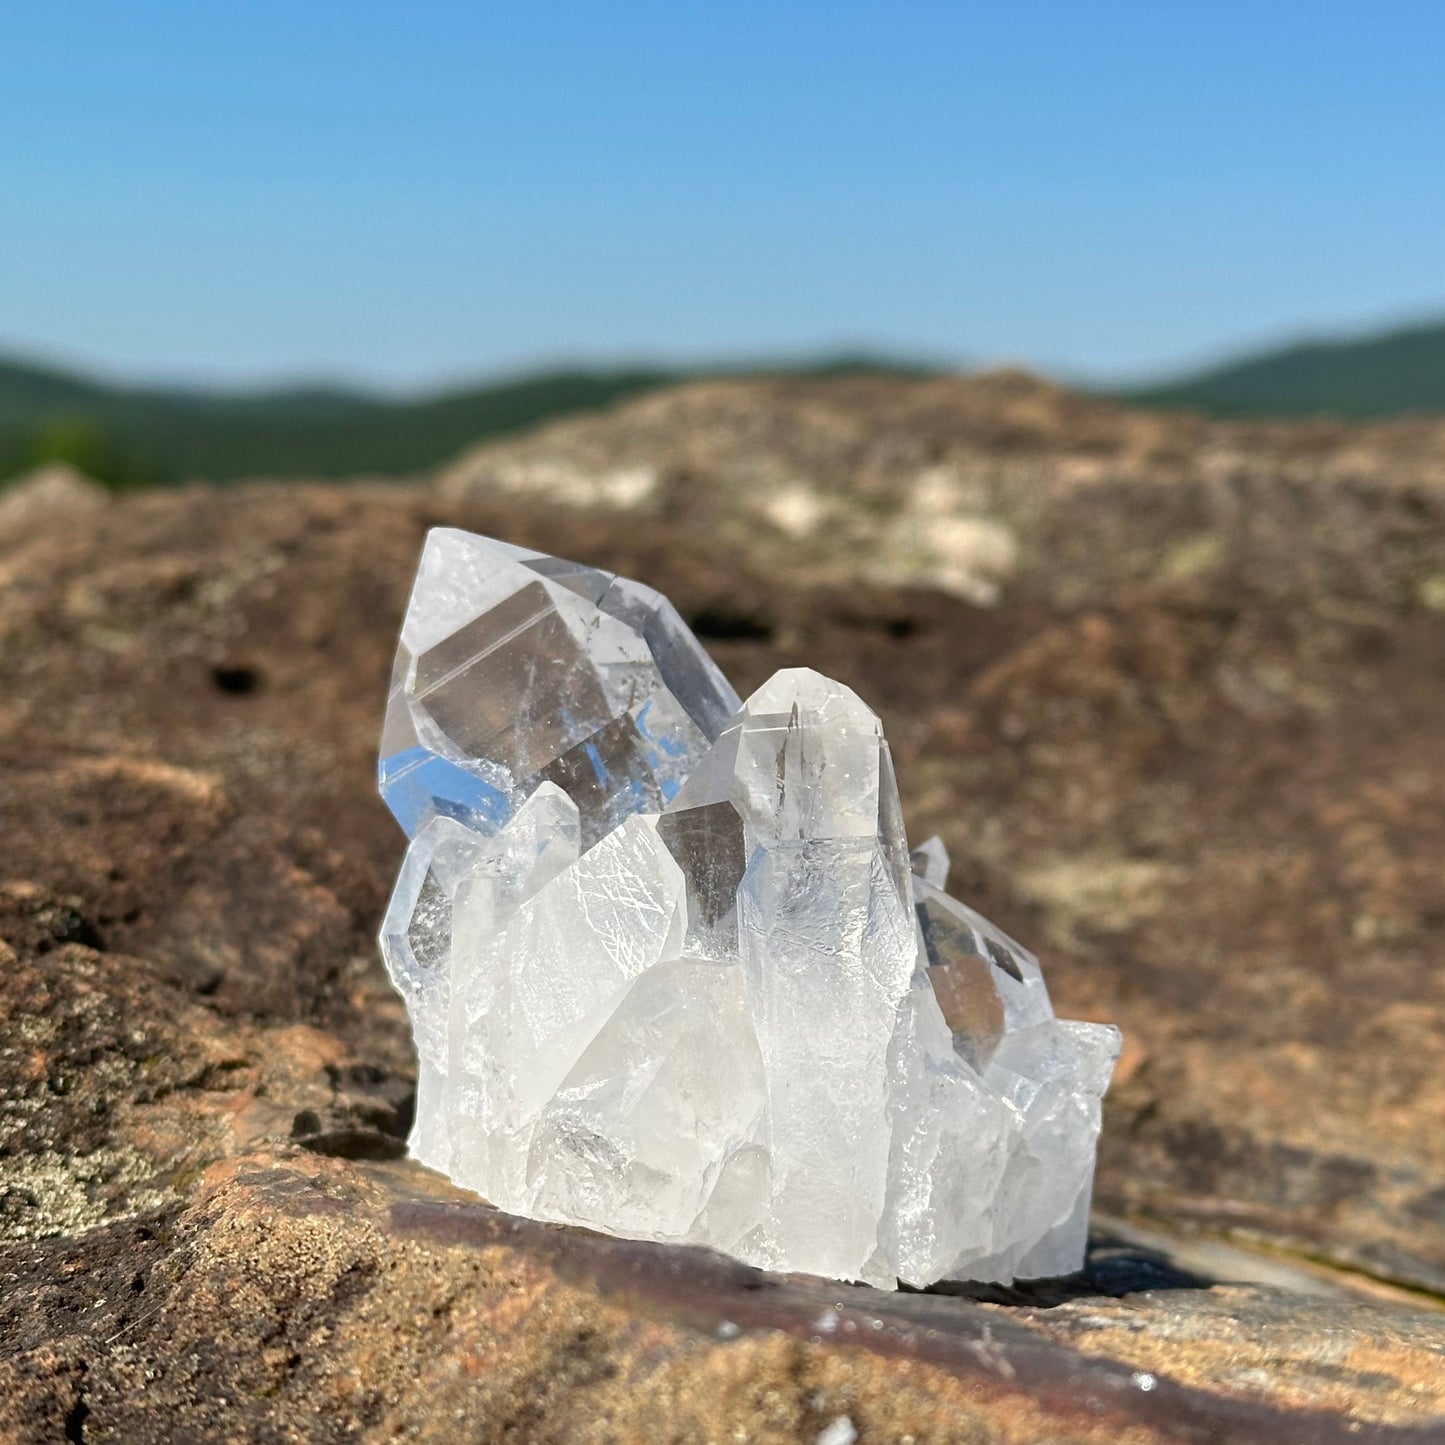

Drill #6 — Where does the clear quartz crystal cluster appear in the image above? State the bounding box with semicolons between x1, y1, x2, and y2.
379;529;1121;1288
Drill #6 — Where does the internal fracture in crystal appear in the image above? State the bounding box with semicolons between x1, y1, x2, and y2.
379;528;1120;1288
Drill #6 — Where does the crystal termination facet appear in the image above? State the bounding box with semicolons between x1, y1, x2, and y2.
379;528;1121;1288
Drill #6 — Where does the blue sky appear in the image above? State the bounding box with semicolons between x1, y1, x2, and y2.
3;2;1443;390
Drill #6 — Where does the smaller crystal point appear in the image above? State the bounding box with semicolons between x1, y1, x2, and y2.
914;875;1053;1063
910;834;950;889
378;529;1121;1289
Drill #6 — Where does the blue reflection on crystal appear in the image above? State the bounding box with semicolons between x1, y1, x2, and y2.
632;699;693;773
379;746;511;838
583;741;608;787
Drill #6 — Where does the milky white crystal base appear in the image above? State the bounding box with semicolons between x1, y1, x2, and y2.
380;529;1120;1289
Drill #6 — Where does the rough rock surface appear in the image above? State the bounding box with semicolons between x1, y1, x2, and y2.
2;372;1444;1440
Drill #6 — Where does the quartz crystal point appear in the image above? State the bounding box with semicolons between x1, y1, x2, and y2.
380;528;1121;1289
379;529;740;844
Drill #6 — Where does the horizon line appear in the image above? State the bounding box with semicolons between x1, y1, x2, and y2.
4;302;1445;402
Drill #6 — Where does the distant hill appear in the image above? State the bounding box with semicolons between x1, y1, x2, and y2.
0;359;698;489
0;353;935;490
8;317;1445;491
1123;317;1445;418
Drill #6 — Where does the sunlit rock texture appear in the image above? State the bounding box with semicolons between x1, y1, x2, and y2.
380;529;1120;1288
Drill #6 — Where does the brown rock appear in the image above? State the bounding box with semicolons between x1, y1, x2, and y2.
2;374;1443;1439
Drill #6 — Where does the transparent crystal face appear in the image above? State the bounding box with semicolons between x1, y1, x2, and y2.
655;800;748;955
411;580;619;777
380;529;1121;1289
